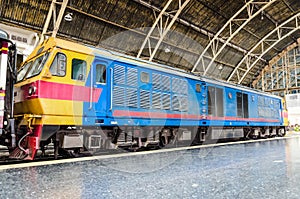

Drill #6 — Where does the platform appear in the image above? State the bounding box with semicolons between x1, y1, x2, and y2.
0;135;300;198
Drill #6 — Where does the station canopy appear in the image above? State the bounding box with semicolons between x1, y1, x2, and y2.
1;0;300;87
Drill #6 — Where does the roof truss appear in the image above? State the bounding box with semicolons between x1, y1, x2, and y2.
191;0;276;74
229;12;300;84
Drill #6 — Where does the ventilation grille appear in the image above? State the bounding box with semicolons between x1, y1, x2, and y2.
127;88;138;108
111;66;189;112
127;68;138;87
172;78;181;93
180;96;188;112
162;93;171;110
172;95;180;111
181;80;188;94
172;78;188;94
114;65;125;85
140;90;150;109
258;96;264;105
172;95;188;111
162;75;170;91
152;92;161;109
153;73;161;90
113;86;125;106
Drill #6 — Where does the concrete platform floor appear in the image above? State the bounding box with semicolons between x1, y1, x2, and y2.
0;135;300;199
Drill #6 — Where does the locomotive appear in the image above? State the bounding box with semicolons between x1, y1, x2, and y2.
0;33;287;160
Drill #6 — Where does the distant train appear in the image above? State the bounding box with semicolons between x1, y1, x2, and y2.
0;35;287;160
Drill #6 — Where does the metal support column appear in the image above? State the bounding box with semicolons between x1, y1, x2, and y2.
40;0;69;43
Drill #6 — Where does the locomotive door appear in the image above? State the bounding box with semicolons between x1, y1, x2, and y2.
92;60;108;116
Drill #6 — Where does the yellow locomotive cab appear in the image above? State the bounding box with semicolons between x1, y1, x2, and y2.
12;38;96;159
14;37;94;127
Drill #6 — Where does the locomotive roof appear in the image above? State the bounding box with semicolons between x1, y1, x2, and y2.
48;37;282;100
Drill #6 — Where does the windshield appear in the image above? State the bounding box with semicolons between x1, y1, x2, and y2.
17;52;50;82
17;61;33;82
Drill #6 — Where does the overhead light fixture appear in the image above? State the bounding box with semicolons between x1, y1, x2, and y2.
261;12;264;20
164;47;171;53
64;13;73;22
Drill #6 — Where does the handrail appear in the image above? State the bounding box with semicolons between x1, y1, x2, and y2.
89;64;93;110
110;67;113;111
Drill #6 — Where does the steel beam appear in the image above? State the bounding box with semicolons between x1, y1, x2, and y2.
191;0;276;75
136;0;173;58
148;0;191;61
40;0;69;42
137;0;191;61
52;0;69;38
252;41;300;87
237;14;300;84
134;0;265;61
228;13;300;83
40;0;56;43
61;0;264;73
61;4;243;72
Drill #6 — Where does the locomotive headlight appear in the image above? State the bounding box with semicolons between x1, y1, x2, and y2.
28;86;36;96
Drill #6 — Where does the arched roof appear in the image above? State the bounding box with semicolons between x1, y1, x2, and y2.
1;0;300;87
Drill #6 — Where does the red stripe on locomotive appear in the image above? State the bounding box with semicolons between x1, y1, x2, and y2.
23;80;102;102
113;110;280;122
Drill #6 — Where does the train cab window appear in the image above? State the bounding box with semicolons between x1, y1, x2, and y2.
24;52;50;79
72;59;86;81
17;61;33;82
141;72;150;83
96;64;106;83
50;53;66;76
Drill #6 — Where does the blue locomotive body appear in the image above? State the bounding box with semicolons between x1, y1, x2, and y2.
81;52;284;145
83;55;284;128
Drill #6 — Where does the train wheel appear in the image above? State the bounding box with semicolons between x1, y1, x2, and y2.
278;128;286;137
252;135;258;139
